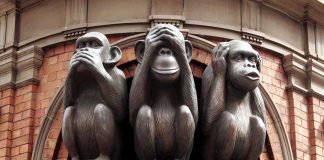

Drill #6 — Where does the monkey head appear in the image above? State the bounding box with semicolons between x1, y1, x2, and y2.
227;40;261;92
72;32;122;73
134;24;192;84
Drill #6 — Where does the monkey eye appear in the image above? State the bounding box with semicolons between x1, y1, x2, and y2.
249;57;256;63
77;42;86;49
234;55;242;61
90;41;100;48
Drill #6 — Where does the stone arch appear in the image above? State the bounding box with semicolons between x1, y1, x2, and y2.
31;34;293;160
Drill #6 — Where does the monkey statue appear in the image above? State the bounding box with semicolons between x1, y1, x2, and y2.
200;40;266;160
62;32;127;160
129;24;198;160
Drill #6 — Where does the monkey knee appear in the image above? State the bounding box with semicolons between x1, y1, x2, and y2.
64;106;76;116
220;111;236;124
177;105;195;126
94;104;113;117
137;105;153;121
216;111;237;132
178;105;192;118
63;106;76;126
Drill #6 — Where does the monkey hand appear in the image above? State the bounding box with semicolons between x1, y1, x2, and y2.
71;50;108;76
147;24;186;57
212;42;229;77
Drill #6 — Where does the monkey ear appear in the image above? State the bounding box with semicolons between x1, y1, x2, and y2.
108;46;122;65
185;40;193;62
135;40;145;64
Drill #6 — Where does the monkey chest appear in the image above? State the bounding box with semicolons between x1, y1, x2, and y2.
233;115;253;159
153;105;177;153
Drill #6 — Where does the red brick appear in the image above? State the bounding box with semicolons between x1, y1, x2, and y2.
2;89;14;98
0;148;10;157
55;45;65;55
0;131;11;140
13;112;22;122
13;118;33;130
58;53;70;62
21;127;32;136
11;129;21;139
48;56;58;65
64;43;75;52
19;144;31;153
46;48;55;58
0;105;14;115
11;135;32;147
0;122;12;132
22;110;34;119
0;97;14;106
47;73;57;82
35;109;45;118
0;114;13;123
11;153;30;160
48;129;60;139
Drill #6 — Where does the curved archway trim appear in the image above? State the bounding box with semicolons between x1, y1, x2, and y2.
259;84;294;160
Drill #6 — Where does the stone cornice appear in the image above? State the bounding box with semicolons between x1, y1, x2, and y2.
283;53;324;100
16;45;43;88
306;58;324;99
0;45;43;91
283;54;308;94
0;49;16;90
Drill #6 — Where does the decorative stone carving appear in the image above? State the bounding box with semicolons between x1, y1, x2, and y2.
149;15;185;29
129;24;198;160
199;40;266;160
16;45;43;88
63;28;87;39
62;32;127;160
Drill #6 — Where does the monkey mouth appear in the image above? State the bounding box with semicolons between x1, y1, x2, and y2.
245;72;260;81
152;67;180;75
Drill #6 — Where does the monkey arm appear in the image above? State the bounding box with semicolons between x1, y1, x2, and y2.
202;73;226;135
251;87;266;125
129;72;146;127
129;39;163;127
91;71;127;121
63;71;78;108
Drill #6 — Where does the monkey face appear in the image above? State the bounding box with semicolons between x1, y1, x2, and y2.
76;33;110;63
227;41;260;92
151;45;180;83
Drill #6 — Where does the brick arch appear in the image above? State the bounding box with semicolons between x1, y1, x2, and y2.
31;34;292;160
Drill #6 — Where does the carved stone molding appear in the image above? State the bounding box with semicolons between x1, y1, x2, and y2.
242;0;262;31
65;0;87;28
16;45;43;88
306;59;324;99
63;28;87;39
0;49;16;90
0;45;43;91
283;53;324;99
283;54;308;94
242;32;264;44
149;15;185;29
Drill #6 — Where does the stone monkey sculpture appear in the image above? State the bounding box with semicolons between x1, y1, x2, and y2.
129;24;198;160
200;40;266;160
62;32;127;160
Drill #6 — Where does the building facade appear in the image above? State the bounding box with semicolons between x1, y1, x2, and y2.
0;0;323;159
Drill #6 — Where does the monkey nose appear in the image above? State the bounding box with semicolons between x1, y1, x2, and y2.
159;48;172;56
246;63;256;68
80;48;89;51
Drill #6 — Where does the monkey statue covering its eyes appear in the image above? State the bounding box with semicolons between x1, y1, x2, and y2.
129;24;198;160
